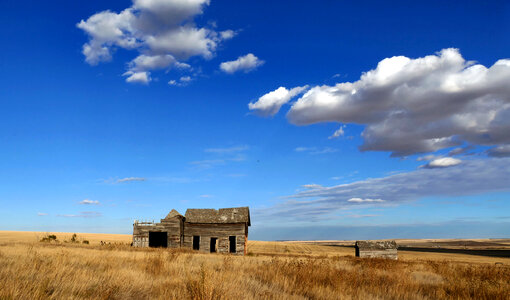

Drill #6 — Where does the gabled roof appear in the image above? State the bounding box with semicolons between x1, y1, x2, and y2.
164;209;183;219
185;206;250;226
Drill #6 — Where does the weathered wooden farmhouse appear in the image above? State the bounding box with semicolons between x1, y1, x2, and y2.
355;240;398;260
133;207;250;255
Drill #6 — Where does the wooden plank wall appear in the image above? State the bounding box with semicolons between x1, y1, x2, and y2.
132;217;182;248
183;223;247;255
357;249;398;260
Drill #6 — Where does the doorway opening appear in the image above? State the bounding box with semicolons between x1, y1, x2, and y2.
193;236;200;250
149;232;167;248
229;236;236;253
210;237;217;253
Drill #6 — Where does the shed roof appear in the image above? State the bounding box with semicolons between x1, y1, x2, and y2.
164;209;183;219
355;240;397;250
185;206;250;225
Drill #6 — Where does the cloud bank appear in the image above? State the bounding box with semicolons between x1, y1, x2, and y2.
78;0;234;83
252;49;510;157
258;158;510;222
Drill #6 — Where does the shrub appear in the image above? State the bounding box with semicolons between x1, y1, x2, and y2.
40;234;57;243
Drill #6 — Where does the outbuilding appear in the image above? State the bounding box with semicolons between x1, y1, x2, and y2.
355;240;398;259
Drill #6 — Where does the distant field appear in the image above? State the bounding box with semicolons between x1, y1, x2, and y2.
0;231;509;299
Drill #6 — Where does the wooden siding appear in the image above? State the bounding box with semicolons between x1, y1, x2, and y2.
355;240;398;260
183;223;247;255
132;216;182;248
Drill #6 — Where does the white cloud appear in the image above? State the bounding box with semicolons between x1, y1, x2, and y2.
78;0;233;83
260;158;510;221
422;157;462;169
205;145;249;153
328;125;345;139
294;146;337;155
347;198;385;203
248;86;309;116
254;49;510;157
302;184;324;189
168;75;193;86
220;30;236;40
79;199;100;205
58;211;102;218
128;54;176;72
220;53;264;74
199;194;213;198
117;177;146;183
123;71;151;84
37;212;48;216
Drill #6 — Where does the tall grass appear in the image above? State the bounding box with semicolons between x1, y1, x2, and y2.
0;242;508;299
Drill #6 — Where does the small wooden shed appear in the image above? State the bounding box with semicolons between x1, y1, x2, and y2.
355;240;398;260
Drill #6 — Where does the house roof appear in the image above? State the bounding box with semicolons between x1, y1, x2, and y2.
164;209;183;219
355;240;397;250
185;206;250;226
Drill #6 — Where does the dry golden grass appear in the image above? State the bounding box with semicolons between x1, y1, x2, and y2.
0;231;509;299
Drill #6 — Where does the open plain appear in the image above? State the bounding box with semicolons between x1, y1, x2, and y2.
0;231;509;299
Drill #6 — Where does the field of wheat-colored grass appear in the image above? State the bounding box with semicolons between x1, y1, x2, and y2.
0;231;509;299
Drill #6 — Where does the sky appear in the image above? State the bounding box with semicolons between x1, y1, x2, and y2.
1;0;510;240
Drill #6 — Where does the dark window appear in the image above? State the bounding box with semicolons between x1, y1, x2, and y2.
148;232;167;248
193;236;200;250
210;237;217;253
229;236;236;253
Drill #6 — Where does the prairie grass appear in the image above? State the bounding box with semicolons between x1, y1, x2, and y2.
0;239;509;299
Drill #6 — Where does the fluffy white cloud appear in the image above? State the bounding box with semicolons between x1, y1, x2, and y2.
255;49;510;156
261;158;510;221
422;157;462;169
220;53;264;74
249;86;309;116
78;0;232;83
129;54;176;72
123;71;151;84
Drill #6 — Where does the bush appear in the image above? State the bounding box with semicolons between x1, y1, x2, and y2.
82;240;89;245
70;233;78;243
40;234;57;243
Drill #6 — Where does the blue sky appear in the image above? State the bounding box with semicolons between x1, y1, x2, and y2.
1;0;509;240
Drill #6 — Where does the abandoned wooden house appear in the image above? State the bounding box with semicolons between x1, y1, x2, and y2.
132;206;250;255
355;240;398;260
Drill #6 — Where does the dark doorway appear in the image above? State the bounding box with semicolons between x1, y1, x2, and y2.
149;232;167;248
193;236;200;250
210;238;217;253
229;236;236;253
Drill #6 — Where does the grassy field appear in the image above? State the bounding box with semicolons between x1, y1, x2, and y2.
0;231;509;299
